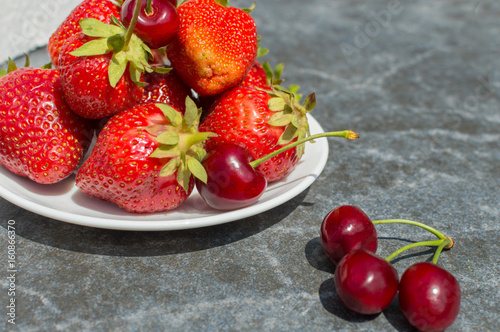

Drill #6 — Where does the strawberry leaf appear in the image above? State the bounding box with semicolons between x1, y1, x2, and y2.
107;34;125;53
70;38;110;57
108;52;127;88
159;158;180;177
187;158;208;184
242;2;256;13
23;53;30;67
268;112;293;127
291;114;300;128
256;35;269;58
152;66;172;74
277;124;298;145
302;92;317;113
262;62;273;81
296;142;306;159
150;144;180;159
129;62;147;88
268;97;286;112
156;131;179;145
184;97;200;128
144;125;168;136
156;104;183;126
273;63;284;81
214;0;229;7
79;18;123;38
176;165;191;194
110;15;125;29
257;46;269;58
7;58;17;73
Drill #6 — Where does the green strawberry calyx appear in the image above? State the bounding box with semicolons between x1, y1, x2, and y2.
261;62;301;99
264;85;317;159
1;54;52;78
212;0;256;13
70;17;154;88
145;97;217;193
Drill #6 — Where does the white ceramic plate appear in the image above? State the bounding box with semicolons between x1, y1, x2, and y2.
0;115;328;231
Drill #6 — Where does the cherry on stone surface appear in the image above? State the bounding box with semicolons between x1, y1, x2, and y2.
334;250;399;315
320;205;378;265
121;0;179;49
399;262;461;332
195;142;268;210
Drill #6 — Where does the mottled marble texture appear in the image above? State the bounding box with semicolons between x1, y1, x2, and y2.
1;0;499;331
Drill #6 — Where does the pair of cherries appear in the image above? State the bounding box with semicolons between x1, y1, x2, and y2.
320;205;461;332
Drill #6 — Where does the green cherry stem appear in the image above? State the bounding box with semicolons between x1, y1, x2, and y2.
432;237;452;264
372;219;454;263
385;239;443;262
249;130;359;168
372;219;447;240
123;0;144;49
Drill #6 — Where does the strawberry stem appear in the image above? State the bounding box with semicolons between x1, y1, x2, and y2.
123;0;144;49
249;130;359;168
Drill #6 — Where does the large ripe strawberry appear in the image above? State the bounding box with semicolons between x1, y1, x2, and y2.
48;0;121;64
140;69;193;114
56;17;153;119
166;0;258;96
76;98;215;213
0;60;92;184
199;85;317;182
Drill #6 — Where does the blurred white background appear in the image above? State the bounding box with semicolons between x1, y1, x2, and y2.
0;0;82;61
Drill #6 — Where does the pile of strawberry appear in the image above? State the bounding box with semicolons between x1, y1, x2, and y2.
0;0;356;214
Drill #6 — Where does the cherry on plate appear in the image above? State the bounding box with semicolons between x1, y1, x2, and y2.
196;142;267;210
121;0;179;49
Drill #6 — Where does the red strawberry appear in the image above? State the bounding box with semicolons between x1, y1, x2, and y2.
48;0;121;64
76;98;215;213
166;0;258;96
199;85;316;182
198;61;269;111
56;17;153;119
0;63;92;184
140;69;193;114
241;61;271;90
199;61;298;112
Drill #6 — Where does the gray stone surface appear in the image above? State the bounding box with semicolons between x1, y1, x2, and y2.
1;0;499;331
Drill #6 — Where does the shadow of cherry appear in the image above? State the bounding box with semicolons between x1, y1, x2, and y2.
319;278;380;323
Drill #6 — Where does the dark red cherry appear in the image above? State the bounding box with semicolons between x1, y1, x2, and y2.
334;250;399;315
121;0;179;49
196;143;268;210
399;262;461;332
320;205;378;265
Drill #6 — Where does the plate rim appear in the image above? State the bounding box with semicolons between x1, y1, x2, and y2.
0;114;328;231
